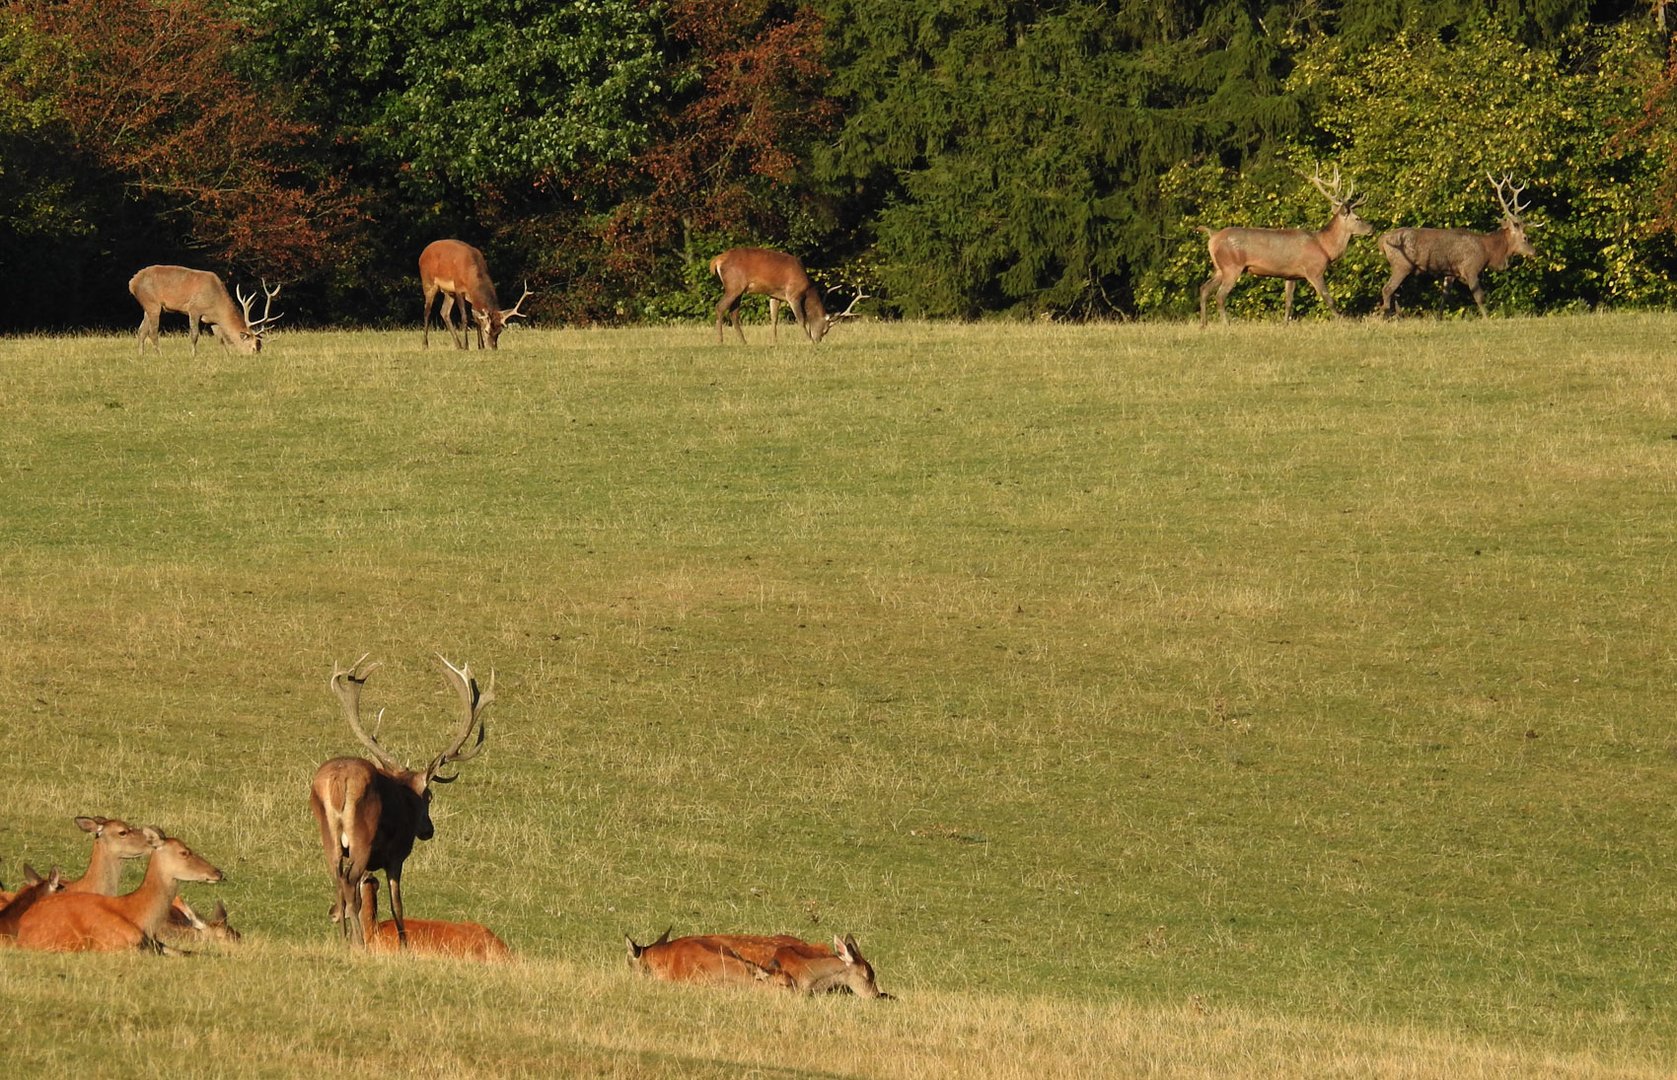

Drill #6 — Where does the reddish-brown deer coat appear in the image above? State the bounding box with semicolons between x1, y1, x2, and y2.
418;240;530;350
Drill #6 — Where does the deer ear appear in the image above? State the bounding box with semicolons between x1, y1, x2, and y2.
141;826;166;848
76;816;103;835
625;935;644;960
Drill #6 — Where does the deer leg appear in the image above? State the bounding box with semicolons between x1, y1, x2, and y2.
1213;272;1240;325
1380;266;1410;318
387;870;409;947
1282;279;1298;321
1464;274;1490;318
444;295;468;350
422;286;437;349
716;290;746;343
1303;274;1338;318
1197;274;1220;327
770;298;782;343
138;306;161;353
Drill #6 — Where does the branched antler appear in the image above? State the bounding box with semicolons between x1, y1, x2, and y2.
330;654;401;773
1488;173;1530;222
428;654;492;783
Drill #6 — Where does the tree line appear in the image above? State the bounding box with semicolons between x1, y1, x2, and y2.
1;0;1673;331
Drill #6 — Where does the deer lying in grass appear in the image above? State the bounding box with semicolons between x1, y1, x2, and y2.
625;929;781;988
61;815;156;894
627;930;892;998
15;829;222;954
356;877;508;959
0;867;64;939
160;898;241;947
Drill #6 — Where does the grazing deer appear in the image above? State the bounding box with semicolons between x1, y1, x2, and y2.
419;240;531;350
310;654;492;947
1198;166;1373;326
356;876;508;959
0;867;64;939
711;248;870;344
1379;174;1537;318
625;929;782;988
15;829;222;954
61;815;156;895
159;897;241;947
129;265;281;355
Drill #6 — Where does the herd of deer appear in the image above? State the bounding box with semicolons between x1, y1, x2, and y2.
120;171;1533;354
1199;169;1538;326
1;653;890;999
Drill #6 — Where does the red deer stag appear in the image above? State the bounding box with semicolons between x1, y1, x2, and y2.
1198;166;1373;326
0;867;64;939
1379;174;1537;318
129;265;281;355
419;240;531;350
15;829;222;954
625;929;781;988
711;248;870;344
309;654;492;947
357;876;508;959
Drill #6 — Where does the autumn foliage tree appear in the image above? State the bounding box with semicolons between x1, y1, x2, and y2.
609;0;839;319
9;0;358;279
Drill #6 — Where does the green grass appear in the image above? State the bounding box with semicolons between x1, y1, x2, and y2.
0;315;1673;1076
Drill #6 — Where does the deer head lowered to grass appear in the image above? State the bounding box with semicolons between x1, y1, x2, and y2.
309;654;492;947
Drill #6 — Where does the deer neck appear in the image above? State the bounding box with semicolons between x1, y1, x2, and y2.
69;840;126;895
1484;226;1515;272
109;857;183;937
1315;214;1355;262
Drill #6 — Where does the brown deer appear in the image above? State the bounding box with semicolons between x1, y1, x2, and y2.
628;931;892;998
129;265;281;355
419;240;531;350
60;815;156;894
711;248;870;344
0;867;64;939
625;929;783;988
1198;166;1373;326
309;654;492;947
1379;174;1537;318
15;830;222;954
357;876;508;959
159;897;241;946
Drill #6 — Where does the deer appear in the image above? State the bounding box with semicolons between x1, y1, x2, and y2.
711;248;871;345
1198;166;1373;326
419;239;531;350
159;897;241;947
625;929;784;988
0;866;64;939
129;265;281;355
628;931;892;998
309;654;491;948
14;829;222;954
356;876;508;959
60;815;157;895
1379;174;1538;318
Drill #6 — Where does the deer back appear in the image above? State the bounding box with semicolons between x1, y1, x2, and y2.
0;868;64;938
626;931;779;987
420;240;499;310
712;248;815;304
311;756;433;874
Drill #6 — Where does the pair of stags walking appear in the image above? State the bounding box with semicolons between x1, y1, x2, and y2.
1198;168;1537;325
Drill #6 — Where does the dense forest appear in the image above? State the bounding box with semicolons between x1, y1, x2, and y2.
2;0;1675;330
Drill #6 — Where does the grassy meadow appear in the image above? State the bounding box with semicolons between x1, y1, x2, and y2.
0;313;1673;1076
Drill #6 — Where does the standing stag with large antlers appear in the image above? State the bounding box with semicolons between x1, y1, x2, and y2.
309;654;492;947
1378;174;1538;318
129;265;281;355
419;240;531;350
1198;166;1373;326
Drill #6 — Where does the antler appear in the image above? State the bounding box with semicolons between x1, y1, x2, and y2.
501;282;533;322
1487;173;1530;222
824;284;874;320
1308;164;1361;210
237;281;284;334
330;655;403;774
427;654;492;782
